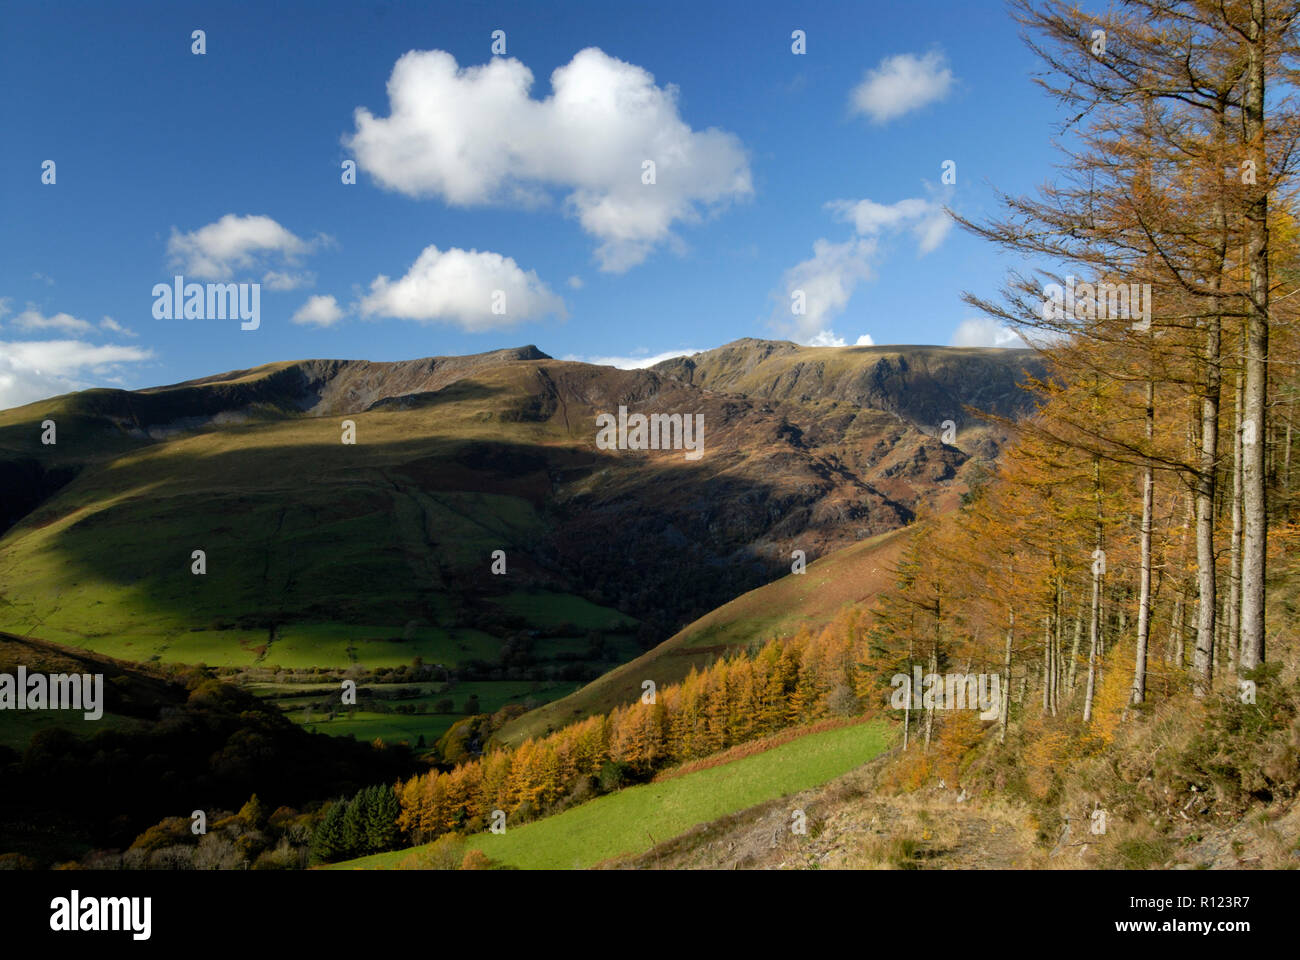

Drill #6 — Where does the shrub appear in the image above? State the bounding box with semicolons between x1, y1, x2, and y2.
459;849;493;870
397;834;464;870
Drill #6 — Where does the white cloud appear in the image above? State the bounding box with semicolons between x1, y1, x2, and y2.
346;47;752;272
0;340;154;410
0;298;11;320
562;348;701;369
360;245;565;331
567;275;584;290
773;238;877;346
770;187;954;349
850;51;954;124
167;214;320;280
802;332;876;348
12;307;95;335
32;272;55;287
263;270;315;291
950;318;1027;348
828;193;953;254
291;294;345;328
806;330;849;347
100;316;138;337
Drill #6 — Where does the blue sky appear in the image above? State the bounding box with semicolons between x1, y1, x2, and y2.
0;0;1063;409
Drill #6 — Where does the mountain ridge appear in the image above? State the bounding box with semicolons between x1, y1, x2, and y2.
0;338;1043;723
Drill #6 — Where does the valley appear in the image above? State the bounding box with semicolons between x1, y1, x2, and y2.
0;339;1040;759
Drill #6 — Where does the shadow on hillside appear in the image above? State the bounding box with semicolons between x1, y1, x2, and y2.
5;424;893;654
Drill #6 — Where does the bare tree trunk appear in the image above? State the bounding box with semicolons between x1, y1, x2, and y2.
999;607;1014;744
1042;616;1052;715
924;597;941;749
924;639;937;750
902;612;914;751
1083;570;1102;723
1193;320;1222;695
1052;582;1064;715
1068;606;1083;693
1170;590;1186;667
1284;411;1293;492
1194;110;1228;697
1083;457;1104;724
1227;337;1245;674
1169;442;1195;669
1238;0;1269;674
1133;376;1155;705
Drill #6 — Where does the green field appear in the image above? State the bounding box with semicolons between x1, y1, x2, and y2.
335;719;893;869
488;590;638;631
301;711;458;745
263;678;584;747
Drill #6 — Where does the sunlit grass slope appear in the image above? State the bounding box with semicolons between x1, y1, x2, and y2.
335;719;893;870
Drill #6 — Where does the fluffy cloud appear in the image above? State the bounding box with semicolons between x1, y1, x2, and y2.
850;51;954;124
360;245;565;331
803;331;877;348
828;194;953;254
263;270;315;291
0;340;154;410
771;186;954;346
805;330;849;347
291;294;345;328
11;307;95;335
950;318;1027;348
774;238;877;346
167;214;321;280
562;347;701;369
346;47;752;272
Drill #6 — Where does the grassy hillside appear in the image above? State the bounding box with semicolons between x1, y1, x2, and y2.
0;359;640;687
0;346;930;662
333;719;893;870
0;340;1030;750
497;526;913;744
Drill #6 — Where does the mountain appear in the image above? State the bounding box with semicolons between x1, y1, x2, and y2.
0;340;1042;699
654;339;1040;464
